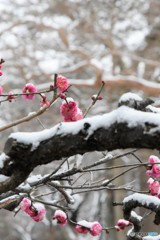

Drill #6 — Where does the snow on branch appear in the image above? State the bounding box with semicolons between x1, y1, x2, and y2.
0;95;160;193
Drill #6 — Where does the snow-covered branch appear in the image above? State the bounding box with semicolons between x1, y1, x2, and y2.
0;95;159;194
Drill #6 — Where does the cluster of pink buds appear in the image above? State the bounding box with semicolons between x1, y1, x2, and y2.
91;94;103;101
115;219;131;231
60;98;83;122
52;210;67;226
75;220;102;236
20;198;46;222
146;155;160;178
22;83;37;100
146;155;160;198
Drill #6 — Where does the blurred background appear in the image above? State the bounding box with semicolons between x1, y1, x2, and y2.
0;0;160;239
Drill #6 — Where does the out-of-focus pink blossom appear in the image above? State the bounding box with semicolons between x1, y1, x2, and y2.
52;210;67;226
90;222;102;236
148;155;160;164
0;85;3;94
20;198;32;212
31;203;46;222
56;75;68;91
22;83;37;100
75;225;89;234
116;219;131;229
20;198;46;222
147;178;160;195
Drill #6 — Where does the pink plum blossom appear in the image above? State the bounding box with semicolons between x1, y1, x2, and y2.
20;198;46;222
146;155;160;178
56;75;68;91
60;98;83;122
148;155;160;164
20;198;32;212
30;203;46;222
52;210;67;226
22;83;37;100
72;108;83;121
90;221;102;236
147;178;160;195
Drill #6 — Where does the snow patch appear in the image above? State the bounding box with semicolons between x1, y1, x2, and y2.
0;153;9;168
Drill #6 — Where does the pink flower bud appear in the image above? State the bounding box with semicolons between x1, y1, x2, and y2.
75;225;89;234
115;225;121;231
98;96;103;100
90;222;102;236
52;210;67;226
22;83;37;100
116;219;131;229
50;84;54;90
59;93;66;99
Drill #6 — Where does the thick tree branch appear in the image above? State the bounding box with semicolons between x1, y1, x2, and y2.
0;103;160;193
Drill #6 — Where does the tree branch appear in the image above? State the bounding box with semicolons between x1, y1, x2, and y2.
0;103;160;193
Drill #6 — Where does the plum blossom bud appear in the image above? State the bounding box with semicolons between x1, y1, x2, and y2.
116;219;131;229
75;225;89;234
92;95;103;101
59;93;66;99
90;222;102;236
52;210;67;226
115;226;121;231
22;83;37;100
50;84;54;90
56;75;68;91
